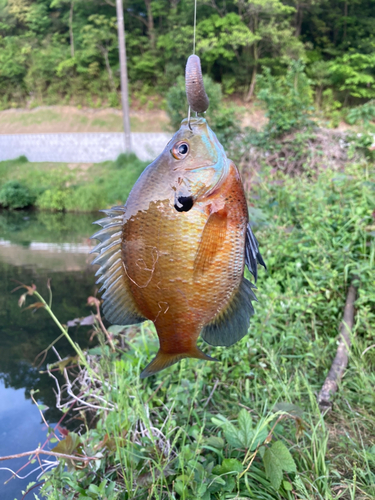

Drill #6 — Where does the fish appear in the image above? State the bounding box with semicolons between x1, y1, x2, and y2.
91;117;266;378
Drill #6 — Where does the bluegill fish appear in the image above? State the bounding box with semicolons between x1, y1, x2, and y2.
91;117;265;378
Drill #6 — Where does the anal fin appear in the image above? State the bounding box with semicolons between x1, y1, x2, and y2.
140;346;217;378
201;277;257;347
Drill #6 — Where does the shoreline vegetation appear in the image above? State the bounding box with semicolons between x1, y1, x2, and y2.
5;157;375;500
1;60;374;214
1;56;374;214
0;153;149;212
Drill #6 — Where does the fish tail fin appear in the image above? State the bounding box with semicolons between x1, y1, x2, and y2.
140;346;217;379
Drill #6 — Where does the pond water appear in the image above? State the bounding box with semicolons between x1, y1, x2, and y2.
0;210;100;499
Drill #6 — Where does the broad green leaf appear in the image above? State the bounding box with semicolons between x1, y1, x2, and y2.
174;481;184;496
213;458;243;475
223;423;243;449
204;436;225;449
238;409;253;448
223;476;236;492
263;447;283;490
52;432;81;456
272;441;296;473
88;484;100;494
263;441;296;490
283;480;293;491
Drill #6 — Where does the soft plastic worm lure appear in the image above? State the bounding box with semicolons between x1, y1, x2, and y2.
185;54;209;114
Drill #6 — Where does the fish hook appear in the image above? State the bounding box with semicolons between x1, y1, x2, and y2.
185;54;209;118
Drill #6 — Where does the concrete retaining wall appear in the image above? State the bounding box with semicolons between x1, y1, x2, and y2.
0;132;172;163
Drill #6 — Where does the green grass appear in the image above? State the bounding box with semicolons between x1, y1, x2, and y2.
0;154;148;212
17;160;375;500
0;109;61;127
0;106;171;133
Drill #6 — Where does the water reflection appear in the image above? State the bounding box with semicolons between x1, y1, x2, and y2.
0;210;100;499
0;380;53;500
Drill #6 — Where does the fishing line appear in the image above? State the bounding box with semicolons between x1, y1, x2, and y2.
188;0;198;129
193;0;197;55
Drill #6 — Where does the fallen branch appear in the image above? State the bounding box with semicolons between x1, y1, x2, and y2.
317;281;358;411
0;449;98;463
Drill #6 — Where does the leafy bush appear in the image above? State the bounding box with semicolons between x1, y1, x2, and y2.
65;184;107;212
346;100;375;130
64;154;148;212
15;155;28;164
36;188;70;212
257;60;314;138
166;75;241;152
0;180;34;209
329;53;375;100
0;155;148;213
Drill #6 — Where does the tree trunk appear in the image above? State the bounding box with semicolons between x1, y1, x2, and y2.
245;65;257;102
245;40;258;102
101;46;116;93
144;0;156;50
69;0;74;58
316;85;323;108
295;3;303;37
343;1;347;41
116;0;132;152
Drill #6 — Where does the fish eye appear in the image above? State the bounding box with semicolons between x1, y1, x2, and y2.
172;141;189;160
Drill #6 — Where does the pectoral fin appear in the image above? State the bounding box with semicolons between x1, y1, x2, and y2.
201;277;257;347
194;209;227;276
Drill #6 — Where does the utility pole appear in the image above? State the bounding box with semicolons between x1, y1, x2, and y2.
116;0;132;152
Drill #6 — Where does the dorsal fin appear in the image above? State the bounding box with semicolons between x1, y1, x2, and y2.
201;277;257;347
245;223;266;283
91;207;146;326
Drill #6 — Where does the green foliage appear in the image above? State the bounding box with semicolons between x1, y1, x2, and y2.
36;188;70;212
347;100;375;130
329;53;375;100
0;154;148;212
0;180;34;208
18;159;375;500
321;88;343;128
256;61;314;138
263;441;296;490
1;0;375;108
166;75;241;152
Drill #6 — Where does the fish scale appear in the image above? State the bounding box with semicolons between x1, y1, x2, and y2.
92;117;266;378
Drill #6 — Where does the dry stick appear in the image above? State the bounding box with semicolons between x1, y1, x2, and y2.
0;449;98;463
317;281;357;411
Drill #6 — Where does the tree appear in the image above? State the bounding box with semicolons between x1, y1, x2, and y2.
50;0;76;57
238;0;303;101
81;14;118;93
